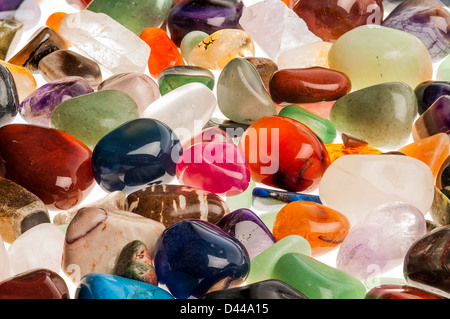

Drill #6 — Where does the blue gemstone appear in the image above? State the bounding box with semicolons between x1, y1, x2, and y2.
92;118;182;194
75;273;174;299
252;187;322;204
154;219;250;299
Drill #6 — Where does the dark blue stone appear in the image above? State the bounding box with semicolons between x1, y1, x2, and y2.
252;187;322;204
415;81;450;114
154;219;250;299
0;63;18;126
92;118;182;194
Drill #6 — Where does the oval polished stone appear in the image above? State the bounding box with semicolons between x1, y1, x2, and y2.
328;25;433;91
319;155;435;226
269;67;351;104
179;30;209;63
365;284;446;299
244;57;278;91
157;65;215;96
414;81;450;115
436;53;450;81
0;63;18;126
238;115;331;193
325;143;382;163
412;95;450;141
0;124;94;210
404;226;450;298
126;184;230;227
153;219;250;299
330;82;418;148
50;90;140;150
92;118;182;194
0;59;36;102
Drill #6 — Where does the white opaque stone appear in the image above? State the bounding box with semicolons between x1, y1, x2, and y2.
142;82;217;144
7;223;65;275
14;0;41;30
319;155;435;226
0;236;10;281
59;10;150;74
239;0;322;60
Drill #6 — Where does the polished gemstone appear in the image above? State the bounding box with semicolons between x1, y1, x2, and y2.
0;19;23;60
414;81;450;115
366;284;446;299
179;30;208;63
0;59;36;102
244;57;278;91
252;187;322;212
412;95;450;140
325;143;382;163
157;65;214;96
0;62;18;126
277;41;332;70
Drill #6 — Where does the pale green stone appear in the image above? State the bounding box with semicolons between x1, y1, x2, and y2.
50;90;140;149
226;179;255;212
180;31;209;63
364;276;408;290
437;54;450;81
258;211;278;230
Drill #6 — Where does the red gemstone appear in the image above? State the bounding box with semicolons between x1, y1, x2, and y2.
366;284;446;299
0;124;94;210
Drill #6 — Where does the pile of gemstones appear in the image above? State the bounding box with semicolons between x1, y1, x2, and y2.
0;0;449;300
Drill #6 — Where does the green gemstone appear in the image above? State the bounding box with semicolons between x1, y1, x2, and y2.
50;90;139;149
278;105;336;144
436;54;450;81
157;65;215;96
180;30;209;63
272;253;367;299
0;19;23;60
226;179;255;212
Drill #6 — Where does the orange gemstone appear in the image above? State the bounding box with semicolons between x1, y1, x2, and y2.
46;12;68;33
273;201;350;256
325;143;382;163
139;28;185;78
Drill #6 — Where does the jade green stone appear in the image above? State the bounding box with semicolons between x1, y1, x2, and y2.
330;82;417;148
217;58;277;125
180;30;209;63
87;0;172;35
278;105;336;144
50;90;140;149
0;19;23;60
226;179;255;212
328;25;433;91
246;235;311;284
437;54;450;81
258;211;278;231
272;253;367;299
157;65;215;96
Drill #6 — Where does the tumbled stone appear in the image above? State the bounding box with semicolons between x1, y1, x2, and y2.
38;49;102;88
127;184;229;227
244;57;278;91
154;219;250;299
414;81;450;115
330;82;418;148
18;76;93;127
0;62;18;126
437;155;450;190
0;59;36;102
252;187;322;212
50;90;140;150
277;41;332;70
404;226;450;298
45;12;67;33
179;30;208;63
0;19;23;60
157;65;215;96
412;95;450;141
436;54;450;81
431;187;450;226
62;207;165;283
325;143;382;163
226;179;255;212
0;124;95;210
319;155;435;226
291;101;335;120
0;236;9;281
365;284;446;299
12;0;40;31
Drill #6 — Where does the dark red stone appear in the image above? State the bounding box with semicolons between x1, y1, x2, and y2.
365;284;446;299
0;124;94;210
268;67;351;104
0;269;70;299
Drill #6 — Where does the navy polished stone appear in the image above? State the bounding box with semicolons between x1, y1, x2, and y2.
91;118;182;194
153;219;250;299
415;81;450;115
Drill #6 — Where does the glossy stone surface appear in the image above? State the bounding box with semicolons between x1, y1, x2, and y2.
330;82;418;148
12;0;41;31
59;10;150;74
19;76;94;127
201;279;308;299
404;226;450;298
0;59;36;102
437;155;450;190
431;187;450;226
76;273;173;299
87;0;173;35
382;0;450;62
226;179;255;212
217;58;277;125
189;29;254;71
239;115;331;192
252;187;322;212
272;252;367;299
8;26;68;71
153;219;250;299
140;28;185;78
45;12;67;33
244;57;278;91
167;0;244;46
293;0;384;42
62;207;165;283
0;176;49;244
127;184;229;227
216;208;276;260
319;155;435;226
239;0;321;60
246;235;311;284
113;240;157;286
365;284;446;299
336;202;427;281
0;124;94;210
277;41;332;70
291;101;335;120
414;81;450;115
328;25;433;91
273;201;350;257
183;127;234;149
176;141;251;196
278;104;336;144
325;143;382;163
157;65;215;96
437;54;450;80
0;0;23;11
412;95;450;141
50;90;140;150
0;63;18;125
0;19;23;60
0;269;70;299
179;30;208;62
92;118;182;194
0;236;9;281
38;49;102;88
98;72;160;116
269;67;351;105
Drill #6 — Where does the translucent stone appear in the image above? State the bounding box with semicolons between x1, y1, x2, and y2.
0;236;10;281
277;41;332;70
0;19;23;60
0;60;36;102
180;30;208;63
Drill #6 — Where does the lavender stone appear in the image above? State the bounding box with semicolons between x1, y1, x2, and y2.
18;76;93;127
0;0;23;12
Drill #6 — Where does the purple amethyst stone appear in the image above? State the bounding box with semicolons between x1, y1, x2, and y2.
0;0;24;12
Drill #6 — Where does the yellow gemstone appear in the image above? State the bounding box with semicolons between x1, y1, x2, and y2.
0;60;37;102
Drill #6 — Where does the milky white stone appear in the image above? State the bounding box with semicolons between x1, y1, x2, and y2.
7;223;65;275
0;236;10;281
59;10;150;74
319;155;435;226
14;0;41;30
142;82;217;144
277;41;333;70
239;0;322;60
